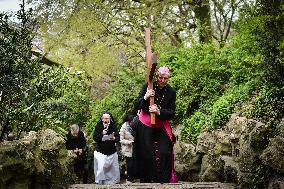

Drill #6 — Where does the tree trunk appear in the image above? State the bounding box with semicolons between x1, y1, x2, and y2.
194;0;212;43
0;119;9;142
258;0;284;81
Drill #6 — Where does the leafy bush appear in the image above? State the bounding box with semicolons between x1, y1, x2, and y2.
156;37;265;142
0;7;41;140
32;67;91;134
181;111;206;142
159;44;231;120
210;82;257;129
249;84;284;122
86;71;144;135
0;8;91;139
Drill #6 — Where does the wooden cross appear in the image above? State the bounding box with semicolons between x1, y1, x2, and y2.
145;27;157;125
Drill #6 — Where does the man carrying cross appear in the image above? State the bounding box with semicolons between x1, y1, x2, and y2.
133;65;177;183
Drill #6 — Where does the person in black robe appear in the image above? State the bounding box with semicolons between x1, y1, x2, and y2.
66;124;88;184
133;66;177;183
93;112;120;184
93;112;120;156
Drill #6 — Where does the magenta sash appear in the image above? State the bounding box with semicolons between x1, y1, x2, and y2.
139;109;178;183
139;110;172;141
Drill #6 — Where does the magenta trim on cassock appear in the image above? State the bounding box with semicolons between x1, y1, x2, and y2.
138;109;178;183
139;109;162;128
139;109;173;141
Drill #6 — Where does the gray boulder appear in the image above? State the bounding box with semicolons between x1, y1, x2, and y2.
0;129;77;189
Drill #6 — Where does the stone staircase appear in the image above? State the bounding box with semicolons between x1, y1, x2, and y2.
69;182;237;189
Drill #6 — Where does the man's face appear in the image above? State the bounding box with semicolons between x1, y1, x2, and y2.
157;73;169;88
102;114;111;125
71;129;78;137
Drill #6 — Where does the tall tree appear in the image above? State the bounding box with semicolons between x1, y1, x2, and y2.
256;0;284;81
0;1;92;140
194;0;212;43
27;0;244;99
0;4;40;140
211;0;242;47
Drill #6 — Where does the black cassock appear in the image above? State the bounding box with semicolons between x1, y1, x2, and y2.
133;81;176;183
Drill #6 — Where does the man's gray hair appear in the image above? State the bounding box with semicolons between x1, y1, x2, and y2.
70;124;79;132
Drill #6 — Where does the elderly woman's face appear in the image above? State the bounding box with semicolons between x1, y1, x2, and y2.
102;114;111;125
157;73;169;88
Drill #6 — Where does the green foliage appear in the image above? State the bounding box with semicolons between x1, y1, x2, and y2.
176;71;258;142
249;84;284;122
0;6;41;139
181;111;206;142
31;67;91;134
1;1;283;188
236;0;284;82
0;7;91;139
210;82;256;129
86;70;144;135
255;0;284;82
81;0;283;147
233;0;284;126
155;37;265;141
160;44;231;119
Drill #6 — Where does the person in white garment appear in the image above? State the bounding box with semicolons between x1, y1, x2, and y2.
93;112;120;184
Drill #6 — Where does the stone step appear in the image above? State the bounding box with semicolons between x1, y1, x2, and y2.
69;182;237;189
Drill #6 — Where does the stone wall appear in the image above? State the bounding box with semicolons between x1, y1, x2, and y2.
0;129;77;189
174;114;284;188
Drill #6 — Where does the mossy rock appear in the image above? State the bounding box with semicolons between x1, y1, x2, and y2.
261;135;284;171
0;129;77;189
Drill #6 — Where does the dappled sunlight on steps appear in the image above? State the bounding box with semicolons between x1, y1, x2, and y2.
69;182;236;189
